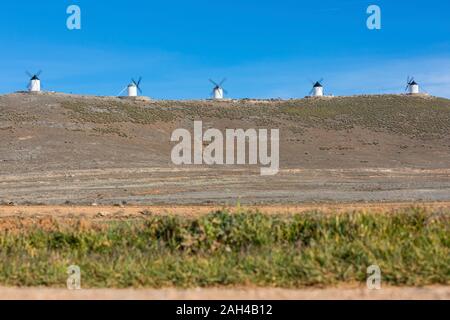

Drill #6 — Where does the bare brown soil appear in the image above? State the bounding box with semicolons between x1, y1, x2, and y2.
0;286;448;300
1;202;450;220
1;93;450;205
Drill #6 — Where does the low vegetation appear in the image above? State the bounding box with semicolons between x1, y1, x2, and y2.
279;95;450;139
0;208;448;288
59;95;450;139
61;100;175;124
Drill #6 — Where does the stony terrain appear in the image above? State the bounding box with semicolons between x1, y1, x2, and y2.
1;92;450;205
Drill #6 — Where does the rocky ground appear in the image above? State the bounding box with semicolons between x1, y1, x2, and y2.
1;92;450;205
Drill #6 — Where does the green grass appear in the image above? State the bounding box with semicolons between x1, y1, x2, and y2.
0;208;449;288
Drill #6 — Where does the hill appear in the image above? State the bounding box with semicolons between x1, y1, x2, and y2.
0;92;450;205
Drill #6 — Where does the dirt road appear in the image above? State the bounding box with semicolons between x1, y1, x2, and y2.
2;202;450;220
1;286;448;300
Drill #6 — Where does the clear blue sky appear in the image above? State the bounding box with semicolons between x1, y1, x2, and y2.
0;0;449;99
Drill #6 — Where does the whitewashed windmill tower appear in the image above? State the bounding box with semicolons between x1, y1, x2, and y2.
209;78;228;100
309;79;324;97
406;76;419;94
27;71;42;92
119;77;142;97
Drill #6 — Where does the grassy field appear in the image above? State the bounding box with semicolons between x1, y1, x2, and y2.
0;207;448;288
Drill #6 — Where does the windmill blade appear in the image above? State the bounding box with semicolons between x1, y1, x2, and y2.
209;79;219;87
405;83;411;91
26;71;33;78
117;86;128;96
36;70;42;77
219;78;227;86
309;88;314;96
319;78;324;84
223;89;228;95
132;76;143;93
405;77;411;91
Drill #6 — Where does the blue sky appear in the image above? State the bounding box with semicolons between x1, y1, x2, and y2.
0;0;449;99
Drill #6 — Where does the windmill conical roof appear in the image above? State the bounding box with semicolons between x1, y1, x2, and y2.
313;82;323;88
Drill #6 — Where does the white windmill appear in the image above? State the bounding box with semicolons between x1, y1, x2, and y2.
26;71;42;92
406;76;419;94
209;78;228;100
309;79;324;97
118;77;143;97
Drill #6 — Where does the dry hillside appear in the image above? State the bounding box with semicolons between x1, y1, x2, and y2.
0;92;449;205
